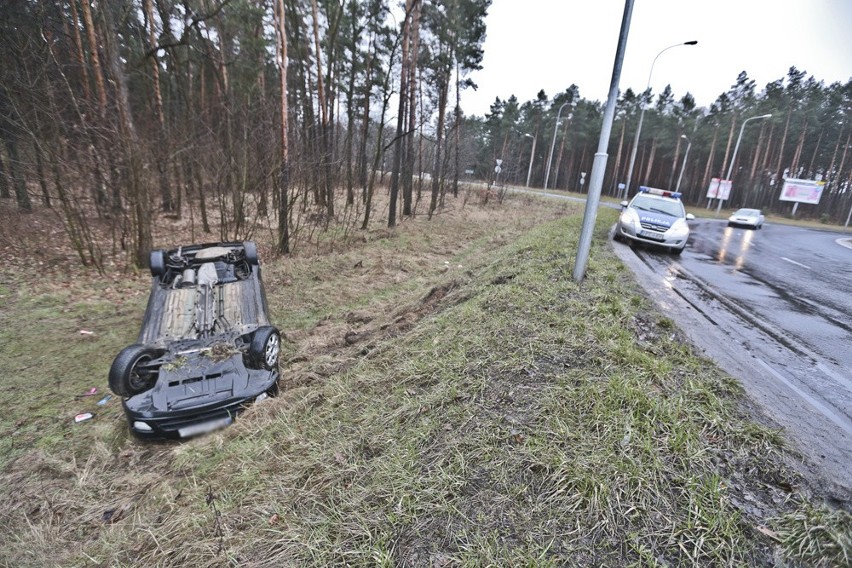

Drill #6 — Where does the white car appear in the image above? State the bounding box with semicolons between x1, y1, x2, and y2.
727;208;764;229
614;186;694;255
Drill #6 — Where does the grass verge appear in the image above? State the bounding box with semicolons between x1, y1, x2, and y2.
0;197;848;566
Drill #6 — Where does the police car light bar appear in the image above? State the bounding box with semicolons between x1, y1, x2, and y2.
639;186;682;199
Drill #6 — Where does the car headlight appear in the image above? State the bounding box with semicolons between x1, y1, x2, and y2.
669;218;689;235
620;208;640;228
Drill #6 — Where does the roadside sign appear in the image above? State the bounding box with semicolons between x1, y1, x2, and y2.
779;178;825;204
706;178;720;199
495;159;503;166
494;166;502;173
706;178;732;200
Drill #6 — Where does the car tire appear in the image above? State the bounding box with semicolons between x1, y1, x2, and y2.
672;246;684;256
248;326;280;370
244;241;259;265
109;345;160;397
150;249;167;277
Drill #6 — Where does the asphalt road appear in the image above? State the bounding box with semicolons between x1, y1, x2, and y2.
613;217;852;498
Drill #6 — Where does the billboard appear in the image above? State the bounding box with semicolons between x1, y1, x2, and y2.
706;178;732;200
779;178;825;205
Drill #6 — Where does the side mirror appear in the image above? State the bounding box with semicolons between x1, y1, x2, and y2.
686;213;695;221
619;200;628;208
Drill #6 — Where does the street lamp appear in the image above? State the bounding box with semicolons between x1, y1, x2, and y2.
524;133;536;187
675;134;691;193
543;101;574;191
715;113;772;215
622;40;697;199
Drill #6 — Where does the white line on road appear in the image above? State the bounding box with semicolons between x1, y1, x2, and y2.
781;257;811;270
756;357;852;437
815;362;852;392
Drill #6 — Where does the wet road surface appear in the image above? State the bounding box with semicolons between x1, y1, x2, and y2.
613;218;852;498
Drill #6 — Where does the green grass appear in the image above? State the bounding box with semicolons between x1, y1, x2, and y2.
0;203;848;566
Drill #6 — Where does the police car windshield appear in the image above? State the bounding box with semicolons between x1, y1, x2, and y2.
631;195;684;218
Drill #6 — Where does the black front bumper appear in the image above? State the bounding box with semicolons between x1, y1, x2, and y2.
122;377;278;439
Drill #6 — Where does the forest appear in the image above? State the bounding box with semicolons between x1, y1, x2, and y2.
1;0;850;272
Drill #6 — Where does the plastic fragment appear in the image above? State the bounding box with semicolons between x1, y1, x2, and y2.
96;395;112;406
75;413;94;423
83;387;98;396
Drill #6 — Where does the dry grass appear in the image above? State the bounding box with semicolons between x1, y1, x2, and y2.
0;189;848;567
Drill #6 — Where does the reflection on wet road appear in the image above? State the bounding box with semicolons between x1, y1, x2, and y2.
615;218;852;494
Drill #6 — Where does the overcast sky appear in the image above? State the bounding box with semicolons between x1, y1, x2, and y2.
461;0;852;117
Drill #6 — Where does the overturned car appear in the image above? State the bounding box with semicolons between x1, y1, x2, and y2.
109;242;281;439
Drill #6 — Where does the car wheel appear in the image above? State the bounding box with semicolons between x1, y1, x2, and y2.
671;246;684;256
249;326;280;370
109;345;160;397
150;249;166;277
244;241;259;265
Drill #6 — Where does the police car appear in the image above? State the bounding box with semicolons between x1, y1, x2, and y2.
614;186;694;255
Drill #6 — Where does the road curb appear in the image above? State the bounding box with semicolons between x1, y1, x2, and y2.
835;238;852;250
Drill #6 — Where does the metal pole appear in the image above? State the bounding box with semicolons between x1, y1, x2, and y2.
622;40;697;200
573;0;633;282
715;114;771;216
675;134;691;193
544;102;570;191
525;134;536;187
844;201;852;231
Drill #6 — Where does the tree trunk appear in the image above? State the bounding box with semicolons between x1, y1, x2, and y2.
452;60;461;197
791;118;808;175
363;72;394;230
702;126;719;192
143;0;174;212
102;3;150;266
79;0;108;112
388;0;413;227
775;110;792;180
0;149;9;198
719;115;737;178
668;135;681;189
403;0;421;214
641;137;658;187
357;37;375;202
68;0;92;104
310;0;333;219
749;123;767;180
429;77;449;218
611;119;626;194
79;0;116;209
3;138;31;211
275;0;291;254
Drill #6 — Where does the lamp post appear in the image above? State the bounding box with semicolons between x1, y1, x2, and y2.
622;40;697;199
543;101;574;191
573;0;634;282
715;113;772;215
675;134;691;194
524;133;536;187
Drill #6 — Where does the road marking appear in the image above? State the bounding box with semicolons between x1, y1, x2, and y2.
756;357;852;437
781;257;811;270
815;362;852;392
